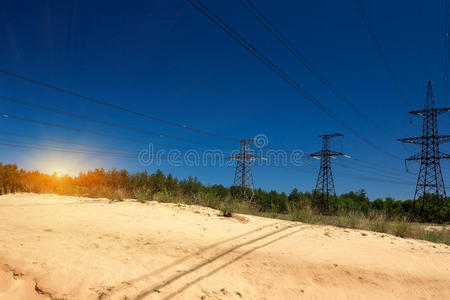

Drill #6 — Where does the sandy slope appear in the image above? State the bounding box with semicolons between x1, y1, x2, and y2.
0;193;449;300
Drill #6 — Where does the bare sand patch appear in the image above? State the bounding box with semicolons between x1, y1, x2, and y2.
0;193;449;299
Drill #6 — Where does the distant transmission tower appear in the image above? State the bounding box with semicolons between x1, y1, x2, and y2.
230;138;259;201
310;133;345;214
399;81;450;220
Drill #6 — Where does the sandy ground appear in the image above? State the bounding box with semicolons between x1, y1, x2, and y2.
0;193;449;300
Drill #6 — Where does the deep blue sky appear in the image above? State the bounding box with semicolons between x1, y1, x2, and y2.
0;0;449;200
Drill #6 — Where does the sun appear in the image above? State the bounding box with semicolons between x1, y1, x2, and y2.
56;171;64;178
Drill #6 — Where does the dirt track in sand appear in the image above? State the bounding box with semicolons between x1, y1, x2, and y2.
0;193;449;299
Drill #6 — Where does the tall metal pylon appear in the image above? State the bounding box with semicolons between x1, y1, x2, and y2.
310;133;345;214
398;81;450;220
230;138;259;201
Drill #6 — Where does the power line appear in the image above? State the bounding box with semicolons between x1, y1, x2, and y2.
268;164;416;187
335;171;416;187
336;160;415;182
240;0;394;138
414;0;429;78
444;0;449;105
0;95;231;150
0;112;209;152
354;0;413;109
0;141;137;158
0;140;228;161
0;95;302;154
350;157;417;176
0;130;140;153
186;0;402;160
0;69;240;143
0;129;285;167
0;139;138;157
308;150;416;183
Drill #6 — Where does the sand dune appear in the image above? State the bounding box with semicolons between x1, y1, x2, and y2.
0;193;449;299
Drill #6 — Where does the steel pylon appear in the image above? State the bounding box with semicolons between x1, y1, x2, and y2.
230;138;259;201
398;81;450;220
310;133;345;214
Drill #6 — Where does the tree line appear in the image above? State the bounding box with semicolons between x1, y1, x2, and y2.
0;163;448;223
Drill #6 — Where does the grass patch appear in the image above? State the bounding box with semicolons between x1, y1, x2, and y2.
335;211;362;229
368;215;390;233
220;199;236;217
133;187;153;203
392;218;411;238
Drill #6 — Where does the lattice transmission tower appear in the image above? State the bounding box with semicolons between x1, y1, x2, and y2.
230;138;259;201
398;81;450;220
310;133;345;214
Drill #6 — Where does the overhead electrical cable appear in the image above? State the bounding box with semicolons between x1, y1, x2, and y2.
0;139;138;157
352;157;417;175
346;159;416;178
335;171;416;186
0;69;240;143
336;160;415;182
354;0;413;109
444;0;449;105
0;95;232;150
0;112;209;152
240;0;395;138
268;164;416;187
0;130;140;153
0;141;227;161
0;142;137;158
186;0;402;160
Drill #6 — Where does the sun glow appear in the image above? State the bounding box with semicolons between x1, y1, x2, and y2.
56;171;64;178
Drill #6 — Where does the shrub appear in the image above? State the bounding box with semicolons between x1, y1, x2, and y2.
133;187;153;203
192;190;222;209
106;188;128;201
286;202;314;223
235;200;253;215
269;201;279;218
335;211;362;229
392;218;411;238
367;211;390;233
153;190;172;203
220;199;236;217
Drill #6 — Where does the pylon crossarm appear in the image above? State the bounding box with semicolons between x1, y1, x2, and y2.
399;135;450;145
309;151;322;157
438;153;450;159
398;137;423;144
318;133;343;139
409;107;450;116
310;151;343;158
438;136;450;144
329;151;344;157
227;155;260;160
405;152;423;162
405;152;450;161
